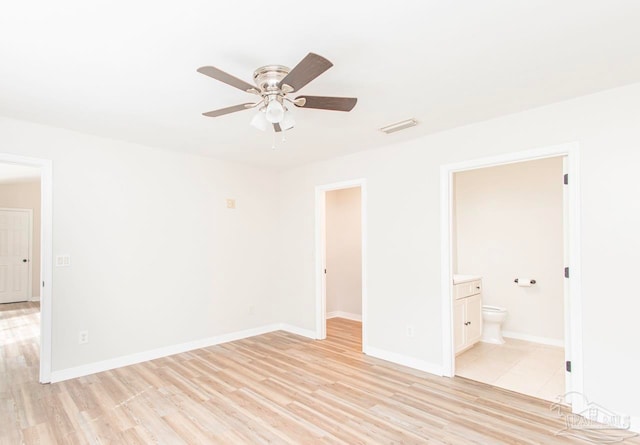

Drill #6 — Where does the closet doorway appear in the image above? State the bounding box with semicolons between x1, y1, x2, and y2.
315;179;367;350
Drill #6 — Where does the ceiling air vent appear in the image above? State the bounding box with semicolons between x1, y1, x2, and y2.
380;118;418;134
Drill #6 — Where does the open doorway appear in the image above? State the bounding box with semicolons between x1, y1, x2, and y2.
0;154;52;384
440;143;584;411
0;164;42;386
315;179;367;350
452;157;565;401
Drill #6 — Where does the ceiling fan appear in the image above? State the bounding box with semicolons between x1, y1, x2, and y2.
197;52;357;132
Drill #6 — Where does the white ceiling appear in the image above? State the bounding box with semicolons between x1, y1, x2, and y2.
2;1;640;168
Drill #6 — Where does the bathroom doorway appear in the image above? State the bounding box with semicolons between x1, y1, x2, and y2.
440;143;583;409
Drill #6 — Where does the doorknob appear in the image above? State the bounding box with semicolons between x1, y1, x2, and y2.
22;259;28;263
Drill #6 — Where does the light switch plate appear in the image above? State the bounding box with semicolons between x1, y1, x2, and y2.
55;255;71;267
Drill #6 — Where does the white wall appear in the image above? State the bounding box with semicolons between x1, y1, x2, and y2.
454;158;564;343
0;180;41;298
0;116;281;372
326;187;362;318
278;82;640;422
4;80;640;426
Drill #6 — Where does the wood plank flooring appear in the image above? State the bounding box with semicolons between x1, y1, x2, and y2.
2;302;638;444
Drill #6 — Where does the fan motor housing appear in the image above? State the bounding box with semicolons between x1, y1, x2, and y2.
253;65;290;92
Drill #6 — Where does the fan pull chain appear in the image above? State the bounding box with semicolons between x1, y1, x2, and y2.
272;132;276;150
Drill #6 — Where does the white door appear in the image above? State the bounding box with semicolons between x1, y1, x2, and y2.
0;209;31;303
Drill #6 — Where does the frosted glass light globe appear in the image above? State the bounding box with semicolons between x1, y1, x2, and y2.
265;99;284;123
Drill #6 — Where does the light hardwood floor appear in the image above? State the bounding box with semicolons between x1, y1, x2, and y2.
2;303;638;444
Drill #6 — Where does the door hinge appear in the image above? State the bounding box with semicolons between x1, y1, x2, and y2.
42;281;45;287
324;268;327;274
564;267;570;278
564;173;568;185
566;360;572;372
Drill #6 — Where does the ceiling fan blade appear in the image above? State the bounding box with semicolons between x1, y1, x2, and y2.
197;66;258;94
278;53;333;92
202;103;254;117
294;96;357;112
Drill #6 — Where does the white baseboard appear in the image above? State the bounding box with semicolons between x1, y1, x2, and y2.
326;311;362;322
29;296;40;302
279;324;317;339
49;324;447;384
630;416;640;434
364;345;443;377
50;322;318;383
502;330;564;347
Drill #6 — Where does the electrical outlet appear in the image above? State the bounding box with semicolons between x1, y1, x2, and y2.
248;305;254;315
406;325;414;337
78;330;89;344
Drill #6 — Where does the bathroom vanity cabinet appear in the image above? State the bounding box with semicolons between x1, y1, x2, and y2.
453;276;483;354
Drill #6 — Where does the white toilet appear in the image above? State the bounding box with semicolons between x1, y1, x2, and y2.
481;306;508;344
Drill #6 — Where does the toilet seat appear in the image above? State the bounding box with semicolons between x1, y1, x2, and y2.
482;305;506;312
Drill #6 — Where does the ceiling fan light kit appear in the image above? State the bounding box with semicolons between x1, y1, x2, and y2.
265;97;285;123
280;110;295;131
198;52;357;134
250;110;269;131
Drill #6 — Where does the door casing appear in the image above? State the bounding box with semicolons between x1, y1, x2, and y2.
439;142;584;413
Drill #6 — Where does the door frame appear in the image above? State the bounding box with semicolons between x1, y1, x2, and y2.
439;141;584;412
315;179;367;348
0;153;52;384
0;207;33;302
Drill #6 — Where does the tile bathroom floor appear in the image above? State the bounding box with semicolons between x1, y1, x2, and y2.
455;338;565;402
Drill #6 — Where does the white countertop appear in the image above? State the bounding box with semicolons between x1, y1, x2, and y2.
453;274;482;284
